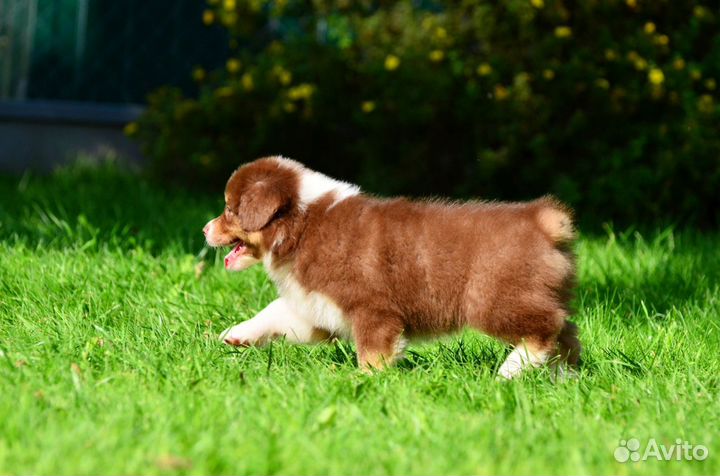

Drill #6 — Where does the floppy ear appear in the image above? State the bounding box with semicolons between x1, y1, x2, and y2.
237;183;288;231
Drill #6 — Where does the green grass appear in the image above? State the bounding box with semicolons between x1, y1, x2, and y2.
1;164;718;475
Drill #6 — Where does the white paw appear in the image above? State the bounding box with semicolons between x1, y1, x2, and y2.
219;322;266;347
496;349;532;379
496;346;548;380
496;360;524;380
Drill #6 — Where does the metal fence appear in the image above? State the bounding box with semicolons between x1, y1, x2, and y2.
0;0;229;104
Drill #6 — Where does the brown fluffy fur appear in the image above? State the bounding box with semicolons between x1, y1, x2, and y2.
206;157;581;372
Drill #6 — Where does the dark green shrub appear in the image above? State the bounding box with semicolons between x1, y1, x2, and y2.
131;0;720;227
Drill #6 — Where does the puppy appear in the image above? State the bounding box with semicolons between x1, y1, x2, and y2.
204;156;580;378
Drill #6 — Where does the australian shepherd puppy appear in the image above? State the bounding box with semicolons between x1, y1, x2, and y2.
204;156;580;378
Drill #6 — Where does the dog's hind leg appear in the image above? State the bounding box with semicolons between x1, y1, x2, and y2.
496;321;581;380
497;339;555;379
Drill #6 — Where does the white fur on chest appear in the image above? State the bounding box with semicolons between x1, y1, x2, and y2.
265;260;352;339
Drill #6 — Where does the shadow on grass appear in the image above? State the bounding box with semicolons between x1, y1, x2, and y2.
577;230;720;322
0;161;220;253
321;336;504;374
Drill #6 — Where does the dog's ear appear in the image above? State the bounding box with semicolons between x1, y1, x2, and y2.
237;182;289;231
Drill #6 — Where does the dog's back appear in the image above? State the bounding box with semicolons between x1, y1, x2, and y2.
293;195;576;348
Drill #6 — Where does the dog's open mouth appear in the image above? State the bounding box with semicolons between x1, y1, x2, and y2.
224;240;249;269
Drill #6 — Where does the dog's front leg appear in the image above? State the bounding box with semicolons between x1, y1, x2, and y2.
220;297;328;347
352;312;406;372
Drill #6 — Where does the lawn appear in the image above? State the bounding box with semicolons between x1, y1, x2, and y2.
0;164;718;475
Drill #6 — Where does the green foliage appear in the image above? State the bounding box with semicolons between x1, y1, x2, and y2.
132;0;720;227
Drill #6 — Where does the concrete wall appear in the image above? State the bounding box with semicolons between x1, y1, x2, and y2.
0;100;145;173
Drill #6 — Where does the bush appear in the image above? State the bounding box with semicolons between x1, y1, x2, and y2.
131;0;720;227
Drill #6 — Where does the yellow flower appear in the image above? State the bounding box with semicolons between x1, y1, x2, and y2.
605;49;617;61
627;51;640;61
690;69;702;81
361;101;376;113
554;26;572;39
429;50;445;62
202;10;215;25
698;94;714;114
123;122;138;137
634;58;648;71
477;63;492;76
514;72;530;85
421;17;434;31
626;0;637;8
241;73;254;91
655;34;669;46
215;86;234;97
693;6;708;19
643;22;656;34
279;71;292;86
192;67;206;82
595;78;610;89
673;58;685;70
434;27;447;41
287;83;315;100
226;58;241;74
384;55;400;71
494;85;509;101
223;0;236;11
543;69;555;80
283;102;297;113
705;78;717;91
530;0;544;9
648;68;664;85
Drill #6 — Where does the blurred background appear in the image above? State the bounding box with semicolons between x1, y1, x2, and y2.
1;0;719;229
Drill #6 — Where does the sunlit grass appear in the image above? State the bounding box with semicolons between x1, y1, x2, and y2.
0;165;717;475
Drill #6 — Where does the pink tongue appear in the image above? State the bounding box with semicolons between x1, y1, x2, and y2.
224;243;246;269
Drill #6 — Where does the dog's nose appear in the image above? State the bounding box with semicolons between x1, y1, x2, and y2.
203;224;210;236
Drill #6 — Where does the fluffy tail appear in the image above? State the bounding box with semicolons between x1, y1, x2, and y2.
535;196;576;244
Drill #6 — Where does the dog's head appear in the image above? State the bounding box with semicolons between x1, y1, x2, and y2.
203;157;300;271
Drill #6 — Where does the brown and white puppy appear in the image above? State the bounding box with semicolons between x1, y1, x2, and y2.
204;156;580;378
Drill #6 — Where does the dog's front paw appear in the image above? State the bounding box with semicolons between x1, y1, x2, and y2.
219;323;266;347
